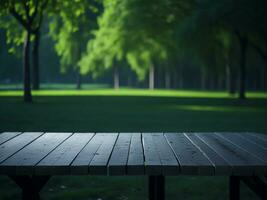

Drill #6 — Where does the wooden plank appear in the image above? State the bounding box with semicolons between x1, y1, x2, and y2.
0;132;21;145
142;133;178;175
165;133;214;175
197;133;267;175
152;133;179;175
247;132;267;141
186;133;232;175
36;133;94;175
216;133;267;163
89;133;118;175
108;133;132;175
142;133;162;175
0;132;43;166
1;132;72;175
71;133;108;174
127;133;144;175
237;133;267;149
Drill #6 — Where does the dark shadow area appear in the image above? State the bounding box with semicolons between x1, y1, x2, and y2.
1;96;266;133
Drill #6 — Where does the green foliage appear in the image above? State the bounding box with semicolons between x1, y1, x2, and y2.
0;0;50;56
0;17;25;55
48;0;100;73
175;0;267;77
0;13;24;56
79;0;194;80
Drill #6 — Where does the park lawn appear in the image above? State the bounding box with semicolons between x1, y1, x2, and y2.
1;87;267;99
0;89;266;200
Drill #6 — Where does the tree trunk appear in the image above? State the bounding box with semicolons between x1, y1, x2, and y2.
165;68;171;89
76;70;82;90
23;30;32;102
238;34;248;99
201;68;207;90
149;64;154;90
172;68;177;89
127;76;132;87
32;30;40;90
260;68;265;91
178;66;183;89
226;63;236;95
217;76;224;90
114;65;119;89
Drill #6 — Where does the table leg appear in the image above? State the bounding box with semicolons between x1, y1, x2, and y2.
8;175;50;200
149;175;165;200
229;175;267;200
229;176;240;200
240;176;267;199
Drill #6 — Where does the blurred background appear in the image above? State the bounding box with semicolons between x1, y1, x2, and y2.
0;0;267;199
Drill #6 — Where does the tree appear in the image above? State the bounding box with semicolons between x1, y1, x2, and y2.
1;0;49;102
48;0;100;89
79;0;194;89
179;0;267;99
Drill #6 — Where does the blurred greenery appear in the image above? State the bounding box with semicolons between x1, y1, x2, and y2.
0;90;267;133
0;0;267;199
0;89;266;199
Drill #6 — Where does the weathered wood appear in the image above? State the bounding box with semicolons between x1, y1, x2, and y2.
108;133;131;175
71;133;108;174
217;133;267;163
127;133;144;175
246;132;267;141
89;133;118;175
0;132;21;145
165;133;214;175
197;133;266;175
1;133;72;175
0;132;266;176
151;133;179;175
0;132;43;169
142;133;179;175
36;133;94;175
237;133;267;150
142;133;162;175
186;133;231;175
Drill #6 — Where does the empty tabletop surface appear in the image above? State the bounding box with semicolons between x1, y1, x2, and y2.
0;132;266;176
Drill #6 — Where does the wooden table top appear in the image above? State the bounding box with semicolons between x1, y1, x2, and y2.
0;132;266;176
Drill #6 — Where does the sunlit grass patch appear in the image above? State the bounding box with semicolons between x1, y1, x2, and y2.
0;88;266;98
172;105;267;112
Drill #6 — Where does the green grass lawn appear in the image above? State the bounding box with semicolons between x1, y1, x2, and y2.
0;88;266;200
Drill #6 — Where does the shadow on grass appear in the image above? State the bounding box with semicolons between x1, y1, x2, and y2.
0;95;267;133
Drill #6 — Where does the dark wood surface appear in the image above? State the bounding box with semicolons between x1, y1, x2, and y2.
0;132;266;176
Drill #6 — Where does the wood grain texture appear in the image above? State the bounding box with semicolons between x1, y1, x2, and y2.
165;133;214;175
186;133;231;175
0;132;266;176
0;132;21;145
216;133;267;163
127;133;144;175
142;133;162;175
36;133;94;175
197;133;267;175
143;133;179;175
0;132;43;172
71;133;108;174
108;133;132;175
237;133;267;150
88;133;118;175
1;132;72;175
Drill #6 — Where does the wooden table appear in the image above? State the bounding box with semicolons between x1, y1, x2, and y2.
0;132;266;200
